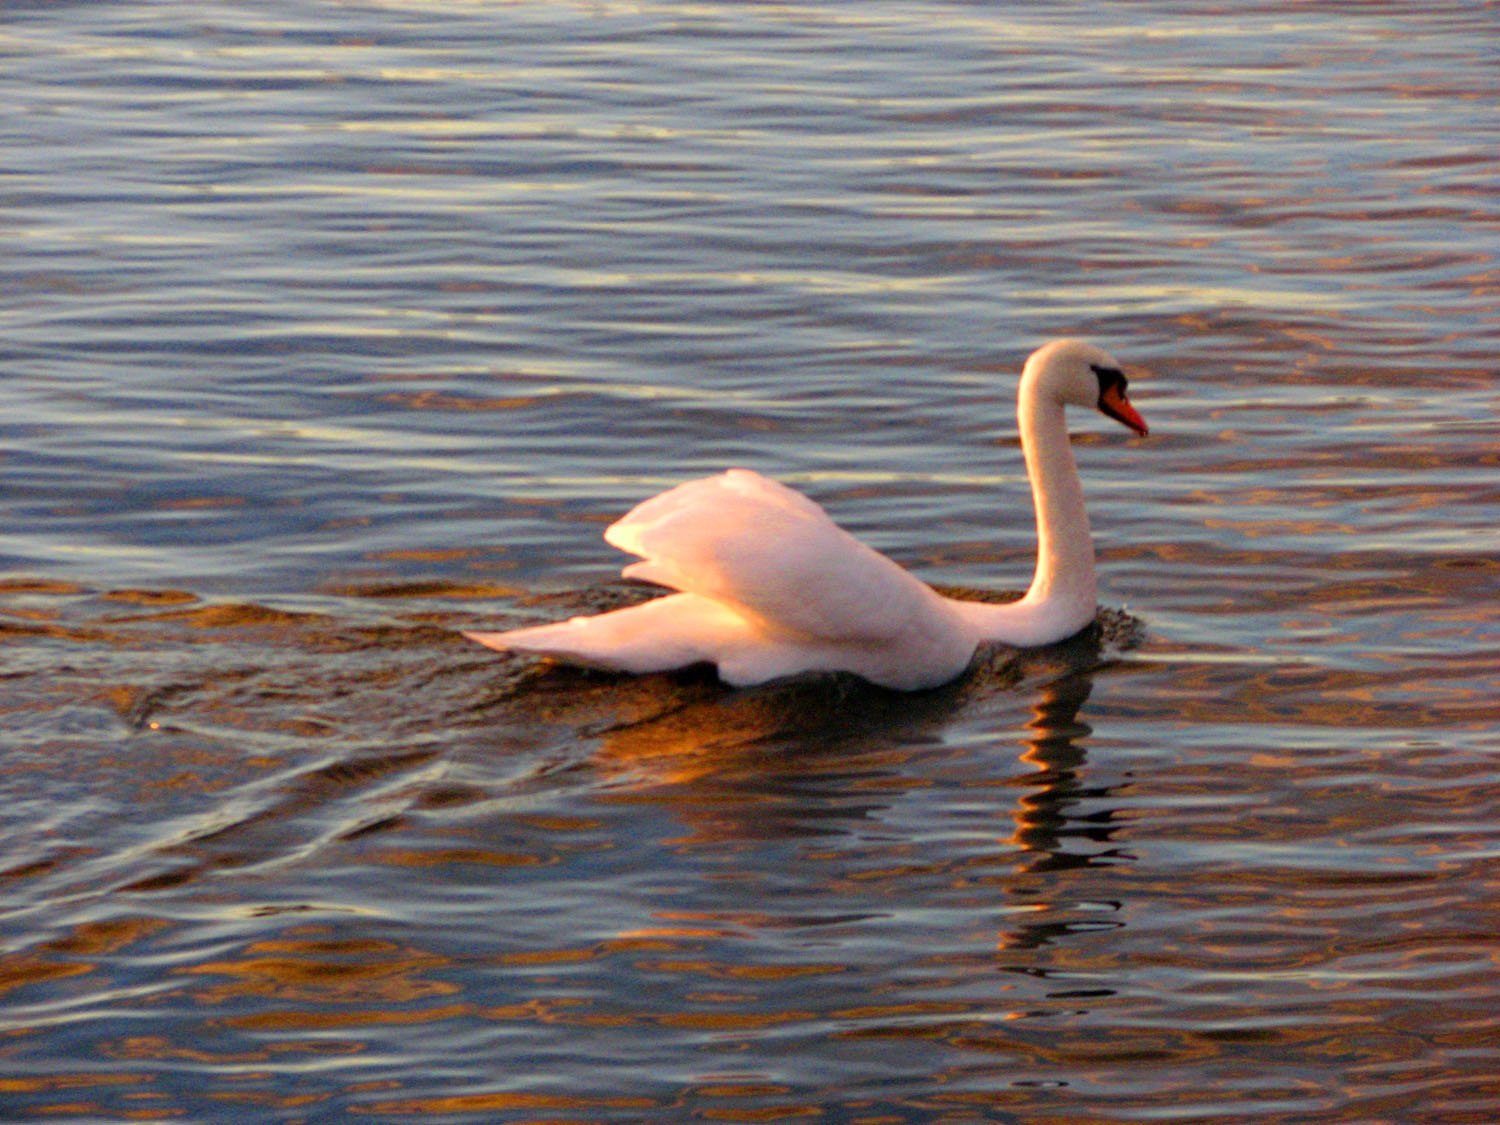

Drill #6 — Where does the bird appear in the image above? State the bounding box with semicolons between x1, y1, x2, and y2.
465;338;1148;691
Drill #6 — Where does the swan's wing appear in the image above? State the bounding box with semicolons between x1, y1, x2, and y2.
602;469;946;645
467;471;977;689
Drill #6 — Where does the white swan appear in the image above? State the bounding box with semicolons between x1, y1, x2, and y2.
466;339;1148;690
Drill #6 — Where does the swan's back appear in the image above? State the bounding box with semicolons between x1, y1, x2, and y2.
606;470;949;644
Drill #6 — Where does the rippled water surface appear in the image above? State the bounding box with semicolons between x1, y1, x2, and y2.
2;3;1497;1121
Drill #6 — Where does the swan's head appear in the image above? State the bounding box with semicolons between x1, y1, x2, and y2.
1023;338;1149;437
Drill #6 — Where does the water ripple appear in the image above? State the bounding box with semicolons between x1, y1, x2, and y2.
1;1;1496;1120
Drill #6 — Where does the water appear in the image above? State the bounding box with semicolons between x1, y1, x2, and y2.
2;2;1497;1121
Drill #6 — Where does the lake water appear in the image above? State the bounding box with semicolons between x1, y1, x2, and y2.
2;2;1497;1121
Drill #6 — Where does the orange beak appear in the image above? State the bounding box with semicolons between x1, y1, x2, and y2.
1100;382;1148;437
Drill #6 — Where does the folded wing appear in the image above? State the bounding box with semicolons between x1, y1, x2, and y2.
603;469;943;645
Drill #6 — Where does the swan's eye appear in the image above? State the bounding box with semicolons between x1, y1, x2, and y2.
1090;363;1127;396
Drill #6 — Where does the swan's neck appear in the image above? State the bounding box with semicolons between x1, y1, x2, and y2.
1018;390;1095;616
950;382;1097;647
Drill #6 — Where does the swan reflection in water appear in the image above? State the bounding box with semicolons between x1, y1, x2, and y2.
1007;672;1129;874
487;632;1136;1012
997;670;1131;957
508;621;1133;873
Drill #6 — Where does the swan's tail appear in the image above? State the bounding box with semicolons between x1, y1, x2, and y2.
464;593;754;676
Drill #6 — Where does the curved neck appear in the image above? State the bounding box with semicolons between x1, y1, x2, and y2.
946;376;1100;648
1015;381;1096;617
1014;390;1098;618
943;345;1111;648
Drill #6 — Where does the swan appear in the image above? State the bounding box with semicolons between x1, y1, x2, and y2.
465;339;1148;690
